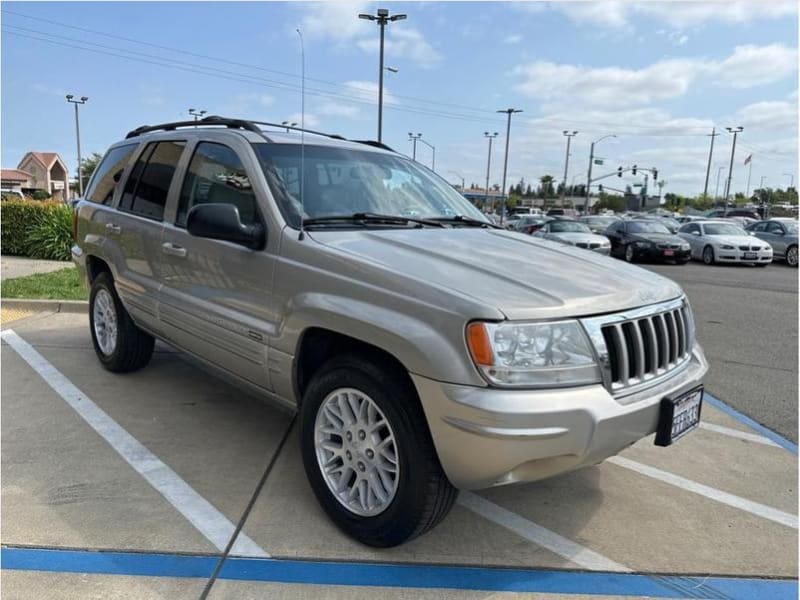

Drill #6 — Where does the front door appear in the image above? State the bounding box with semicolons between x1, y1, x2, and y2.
158;140;276;390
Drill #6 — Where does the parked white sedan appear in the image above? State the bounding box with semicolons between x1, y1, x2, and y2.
678;220;772;266
534;220;611;254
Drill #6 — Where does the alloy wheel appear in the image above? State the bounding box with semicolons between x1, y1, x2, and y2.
787;246;798;267
92;289;118;355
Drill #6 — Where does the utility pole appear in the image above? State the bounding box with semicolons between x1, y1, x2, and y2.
359;8;407;143
784;173;794;189
723;126;743;216
561;130;578;206
585;134;616;213
714;166;725;200
745;157;753;197
484;132;498;208
703;127;719;198
760;176;767;190
496;108;522;225
408;132;422;161
66;94;88;197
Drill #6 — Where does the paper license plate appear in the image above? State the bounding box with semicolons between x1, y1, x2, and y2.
654;387;703;446
744;252;758;260
663;249;675;256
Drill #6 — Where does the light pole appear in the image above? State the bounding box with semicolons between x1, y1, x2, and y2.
723;126;743;215
703;127;720;198
66;94;88;197
281;120;298;132
760;176;767;190
417;137;435;171
408;132;422;160
359;8;407;143
484;132;499;207
585;134;616;213
449;171;465;191
714;166;725;200
497;108;522;225
561;131;578;205
188;108;207;122
784;173;795;189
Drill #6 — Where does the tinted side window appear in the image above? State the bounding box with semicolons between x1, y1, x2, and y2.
119;141;185;221
85;144;138;205
177;142;258;227
766;222;784;234
607;221;621;233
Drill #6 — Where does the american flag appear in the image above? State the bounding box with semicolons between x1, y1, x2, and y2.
744;154;752;165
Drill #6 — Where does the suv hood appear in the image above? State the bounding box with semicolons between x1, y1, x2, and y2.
309;228;682;320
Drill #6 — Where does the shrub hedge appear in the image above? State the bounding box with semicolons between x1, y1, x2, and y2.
1;199;73;261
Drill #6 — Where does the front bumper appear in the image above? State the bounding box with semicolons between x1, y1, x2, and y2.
413;344;708;490
635;245;691;262
713;246;772;263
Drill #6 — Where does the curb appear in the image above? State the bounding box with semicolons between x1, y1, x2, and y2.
0;298;87;314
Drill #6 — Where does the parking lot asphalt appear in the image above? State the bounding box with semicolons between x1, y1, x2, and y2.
1;309;797;599
641;260;798;442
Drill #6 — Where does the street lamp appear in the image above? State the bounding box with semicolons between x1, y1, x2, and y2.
66;94;89;197
188;108;207;122
561;130;578;205
760;176;767;190
359;8;407;143
484;132;499;207
714;166;726;200
783;173;795;189
585;134;616;212
417;137;436;172
496;108;522;225
281;120;298;132
723;126;743;215
408;132;422;160
449;170;465;191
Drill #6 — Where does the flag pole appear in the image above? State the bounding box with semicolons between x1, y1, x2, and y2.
745;158;753;198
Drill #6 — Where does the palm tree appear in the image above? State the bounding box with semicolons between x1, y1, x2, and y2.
539;175;555;199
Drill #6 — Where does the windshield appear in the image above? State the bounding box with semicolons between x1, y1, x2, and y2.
703;223;747;236
254;143;487;227
583;217;617;227
783;221;798;234
551;221;591;233
628;221;671;234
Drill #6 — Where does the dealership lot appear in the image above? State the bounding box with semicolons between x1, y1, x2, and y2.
1;263;797;599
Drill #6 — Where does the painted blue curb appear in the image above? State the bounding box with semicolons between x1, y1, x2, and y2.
3;547;797;599
704;392;798;455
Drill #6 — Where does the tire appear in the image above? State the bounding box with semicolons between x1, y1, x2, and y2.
624;244;636;263
300;354;457;547
786;245;798;267
89;272;154;372
702;245;715;265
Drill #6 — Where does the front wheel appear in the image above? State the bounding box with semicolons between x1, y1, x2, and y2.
624;244;636;263
786;245;798;267
702;245;716;265
300;354;457;547
89;272;154;372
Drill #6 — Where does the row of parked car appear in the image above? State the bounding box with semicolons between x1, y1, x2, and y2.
507;212;798;267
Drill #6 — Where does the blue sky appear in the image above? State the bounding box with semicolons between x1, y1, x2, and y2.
2;1;798;196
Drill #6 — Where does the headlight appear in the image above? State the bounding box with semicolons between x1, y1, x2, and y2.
680;243;690;250
466;321;602;387
721;244;735;250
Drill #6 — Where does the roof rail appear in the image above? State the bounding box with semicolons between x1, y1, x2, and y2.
249;120;348;141
125;116;263;139
351;140;395;152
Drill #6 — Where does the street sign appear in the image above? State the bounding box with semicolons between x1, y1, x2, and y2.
594;159;604;165
632;183;643;187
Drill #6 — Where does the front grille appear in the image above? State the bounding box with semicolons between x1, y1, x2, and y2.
656;243;680;249
582;298;694;396
576;242;588;248
738;245;757;251
590;243;601;249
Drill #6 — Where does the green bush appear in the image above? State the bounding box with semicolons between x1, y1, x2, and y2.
1;199;73;260
31;190;52;200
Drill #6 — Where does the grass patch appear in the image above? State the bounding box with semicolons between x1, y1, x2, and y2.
1;267;88;300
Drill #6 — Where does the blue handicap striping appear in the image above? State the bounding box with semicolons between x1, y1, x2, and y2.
704;392;798;455
3;546;797;599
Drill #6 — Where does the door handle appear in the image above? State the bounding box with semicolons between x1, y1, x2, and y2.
161;242;187;258
105;223;122;234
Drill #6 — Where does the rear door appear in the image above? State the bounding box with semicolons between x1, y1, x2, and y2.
157;138;276;390
107;140;186;333
764;221;788;257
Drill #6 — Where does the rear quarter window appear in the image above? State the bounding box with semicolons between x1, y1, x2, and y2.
84;144;138;205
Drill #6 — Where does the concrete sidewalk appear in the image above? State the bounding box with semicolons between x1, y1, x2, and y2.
1;255;74;281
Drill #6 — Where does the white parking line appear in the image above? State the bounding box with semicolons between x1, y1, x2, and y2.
699;422;781;447
458;492;631;572
608;456;798;529
1;329;268;558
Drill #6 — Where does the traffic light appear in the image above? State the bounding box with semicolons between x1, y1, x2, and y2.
598;184;603;192
632;165;637;175
617;167;623;177
652;169;658;181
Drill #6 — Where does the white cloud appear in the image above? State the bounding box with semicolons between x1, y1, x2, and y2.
550;0;797;28
357;27;442;68
736;100;799;130
339;80;398;107
287;112;320;128
514;44;798;108
299;1;367;42
504;33;523;45
226;93;275;117
317;101;362;119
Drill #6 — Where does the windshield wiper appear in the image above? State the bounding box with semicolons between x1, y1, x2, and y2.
429;215;502;229
302;212;447;229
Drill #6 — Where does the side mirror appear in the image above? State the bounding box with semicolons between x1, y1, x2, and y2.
691;231;700;236
187;203;265;250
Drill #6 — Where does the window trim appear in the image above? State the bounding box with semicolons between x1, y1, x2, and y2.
174;140;265;230
117;140;186;223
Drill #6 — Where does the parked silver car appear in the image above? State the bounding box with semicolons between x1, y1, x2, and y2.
72;117;707;547
678;220;772;266
578;215;620;234
533;219;611;254
746;218;798;267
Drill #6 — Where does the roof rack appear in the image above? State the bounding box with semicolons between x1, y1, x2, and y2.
125;116;263;139
124;116;396;153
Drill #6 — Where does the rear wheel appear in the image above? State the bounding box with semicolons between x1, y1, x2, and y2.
300;354;457;547
702;245;715;265
624;244;635;263
89;272;154;372
786;245;798;267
